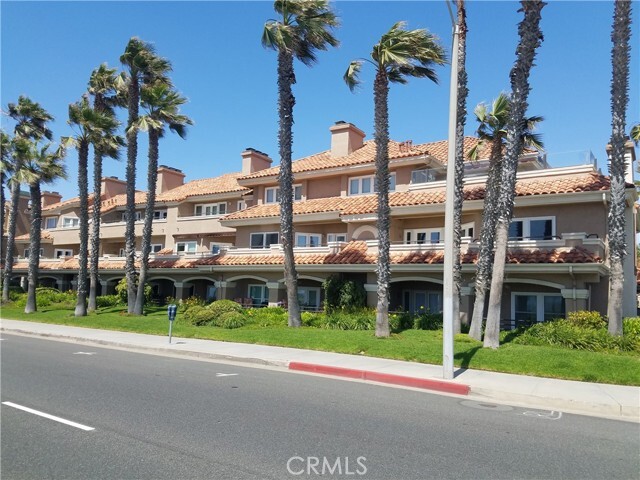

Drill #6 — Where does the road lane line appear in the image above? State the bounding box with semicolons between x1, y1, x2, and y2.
2;402;95;431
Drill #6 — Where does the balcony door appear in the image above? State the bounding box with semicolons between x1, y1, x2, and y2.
403;290;442;314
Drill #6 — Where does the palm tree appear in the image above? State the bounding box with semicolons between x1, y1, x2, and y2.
133;82;192;315
87;64;125;312
607;0;632;335
2;97;54;303
345;21;446;337
467;93;543;341
483;0;546;349
262;0;339;327
120;37;171;313
451;0;468;335
63;97;120;316
0;131;12;261
13;140;66;313
631;124;640;145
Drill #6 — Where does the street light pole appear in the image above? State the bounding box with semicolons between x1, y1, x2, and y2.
442;1;460;380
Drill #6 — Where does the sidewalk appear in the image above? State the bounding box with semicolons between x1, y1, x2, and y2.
1;319;638;422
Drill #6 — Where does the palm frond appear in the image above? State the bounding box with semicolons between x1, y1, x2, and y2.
343;60;363;92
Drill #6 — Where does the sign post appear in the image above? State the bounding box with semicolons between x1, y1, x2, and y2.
167;304;177;344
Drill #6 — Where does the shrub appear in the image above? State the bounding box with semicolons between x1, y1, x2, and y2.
389;310;413;333
95;295;122;308
183;305;216;326
301;311;325;328
206;299;243;318
115;278;152;305
218;311;246;329
413;311;443;330
179;296;206;312
323;309;375;330
623;317;640;341
245;307;287;327
322;275;342;312
339;281;366;310
566;310;606;330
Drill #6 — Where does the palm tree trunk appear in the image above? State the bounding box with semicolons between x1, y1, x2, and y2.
25;182;42;313
125;76;139;313
134;127;159;315
2;179;21;302
277;50;301;327
484;0;545;347
0;173;5;261
374;69;391;338
75;140;89;316
452;0;468;334
469;143;503;340
88;150;103;313
607;0;631;335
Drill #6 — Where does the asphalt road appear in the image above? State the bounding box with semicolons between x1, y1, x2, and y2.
1;333;638;480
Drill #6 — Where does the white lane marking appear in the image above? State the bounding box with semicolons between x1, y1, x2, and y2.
2;402;95;431
216;373;238;377
73;352;96;355
523;410;563;420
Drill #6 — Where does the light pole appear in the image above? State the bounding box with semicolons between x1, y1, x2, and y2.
442;0;460;380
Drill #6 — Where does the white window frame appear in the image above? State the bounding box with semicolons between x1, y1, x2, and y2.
402;289;443;314
404;228;443;245
410;168;436;184
45;217;57;229
509;216;555;240
150;244;163;253
296;233;322;248
209;243;221;254
194;202;227;217
250;232;280;249
55;249;73;258
265;185;302;204
248;284;269;306
23;248;44;258
153;210;168;220
119;248;126;257
61;217;79;228
176;241;197;254
461;222;475;239
511;292;565;323
121;211;143;222
327;233;348;243
348;173;396;196
298;286;321;309
237;200;247;211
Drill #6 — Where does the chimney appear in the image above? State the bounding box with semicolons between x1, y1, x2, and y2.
41;191;62;207
241;148;273;175
156;165;185;194
100;176;127;199
606;140;637;185
330;121;365;157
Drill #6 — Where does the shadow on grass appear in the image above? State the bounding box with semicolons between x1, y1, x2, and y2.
455;345;481;369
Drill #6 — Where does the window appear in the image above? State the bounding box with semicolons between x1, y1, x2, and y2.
296;233;322;248
150;244;163;253
248;284;269;306
411;168;435;184
153;210;168;220
327;233;348;243
55;249;73;258
512;293;565;323
298;287;321;309
23;248;44;258
404;228;442;244
194;203;226;217
250;232;279;249
61;217;79;228
121;211;143;222
237;200;247;211
348;174;396;196
45;217;57;229
509;217;554;240
119;248;126;257
176;241;197;253
461;222;475;239
265;185;302;204
403;290;443;314
209;243;221;254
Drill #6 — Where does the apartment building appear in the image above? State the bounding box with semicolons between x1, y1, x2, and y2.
8;121;638;323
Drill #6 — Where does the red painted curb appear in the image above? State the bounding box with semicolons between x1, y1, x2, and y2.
289;362;470;395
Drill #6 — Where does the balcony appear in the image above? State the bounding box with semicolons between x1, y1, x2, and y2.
175;215;235;236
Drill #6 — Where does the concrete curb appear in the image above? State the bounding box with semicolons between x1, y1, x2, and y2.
289;362;471;395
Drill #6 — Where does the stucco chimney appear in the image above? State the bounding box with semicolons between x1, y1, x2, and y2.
41;191;62;207
330;121;365;157
606;140;637;185
156;165;185;194
100;176;127;199
241;148;273;175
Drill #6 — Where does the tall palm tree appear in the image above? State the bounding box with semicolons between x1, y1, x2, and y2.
120;37;171;313
483;0;546;349
467;93;543;341
2;97;54;303
133;82;192;315
451;0;468;335
607;0;632;335
87;64;125;312
63;97;120;316
262;0;339;327
0;131;12;261
13;140;66;313
345;21;446;337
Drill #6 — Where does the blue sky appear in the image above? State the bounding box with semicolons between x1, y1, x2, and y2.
1;1;638;201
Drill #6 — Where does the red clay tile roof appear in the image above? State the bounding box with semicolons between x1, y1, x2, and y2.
224;171;611;221
15;230;53;242
155;173;249;202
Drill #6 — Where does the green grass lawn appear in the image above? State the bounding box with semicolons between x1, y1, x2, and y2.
2;303;639;386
